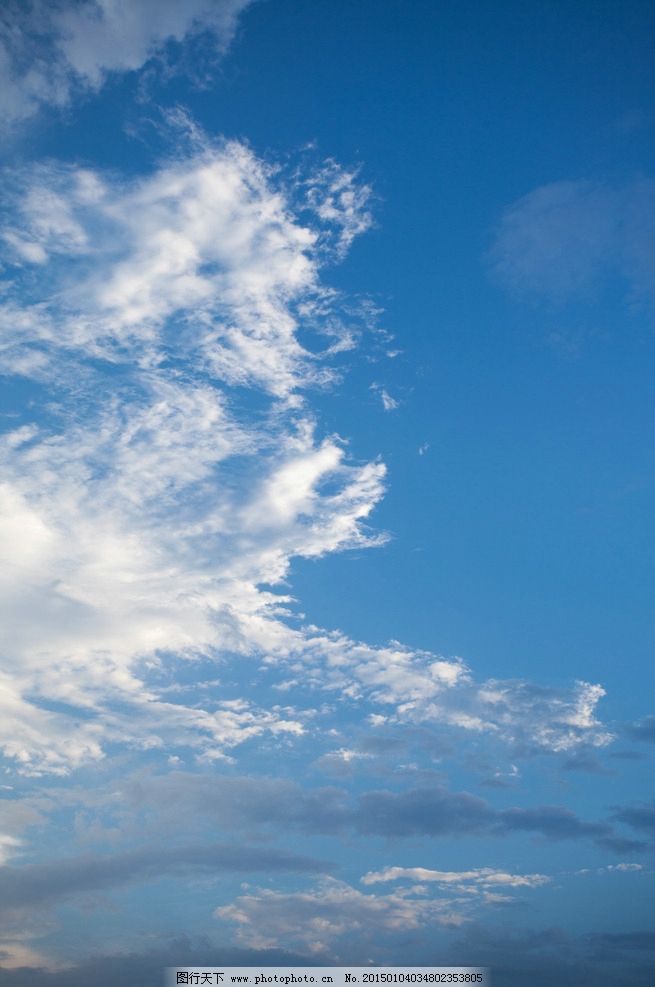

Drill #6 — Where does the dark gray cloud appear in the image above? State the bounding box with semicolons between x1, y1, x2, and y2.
559;752;611;775
4;926;654;987
72;771;641;853
612;801;655;838
587;930;655;953
0;940;311;987
626;715;655;743
121;772;352;834
594;835;650;855
351;789;645;851
439;924;655;987
353;786;494;837
609;750;648;761
0;842;331;917
498;806;609;840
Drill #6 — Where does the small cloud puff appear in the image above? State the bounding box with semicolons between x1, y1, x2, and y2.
370;383;399;411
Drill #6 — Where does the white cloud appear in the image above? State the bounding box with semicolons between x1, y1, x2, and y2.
0;0;253;127
0;797;45;852
215;877;469;956
361;865;550;890
0;132;613;774
272;642;611;755
0;140;370;398
575;862;644;876
305;161;373;257
0;940;65;972
0;136;386;772
216;868;549;956
0;836;22;867
370;383;399;411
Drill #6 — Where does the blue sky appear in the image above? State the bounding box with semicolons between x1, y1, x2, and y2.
0;1;654;983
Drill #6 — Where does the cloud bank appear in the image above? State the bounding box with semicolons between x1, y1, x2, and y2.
0;0;253;127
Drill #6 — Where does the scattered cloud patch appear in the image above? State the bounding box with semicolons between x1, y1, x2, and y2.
575;863;644;876
304;161;373;257
216;877;476;957
370;383;399;411
361;865;550;890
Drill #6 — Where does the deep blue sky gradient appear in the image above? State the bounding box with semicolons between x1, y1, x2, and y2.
1;2;654;983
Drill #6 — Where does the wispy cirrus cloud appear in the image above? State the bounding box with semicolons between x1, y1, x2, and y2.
488;178;655;320
370;382;399;411
0;132;382;773
0;123;614;779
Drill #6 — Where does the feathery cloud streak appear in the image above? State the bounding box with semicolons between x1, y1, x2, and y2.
0;132;613;776
488;178;655;317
